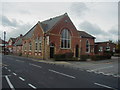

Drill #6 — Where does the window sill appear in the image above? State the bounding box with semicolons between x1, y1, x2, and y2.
39;50;42;52
35;50;38;52
60;48;71;50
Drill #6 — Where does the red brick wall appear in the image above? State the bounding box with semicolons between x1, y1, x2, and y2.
80;38;95;55
95;42;116;55
48;15;80;55
22;23;44;57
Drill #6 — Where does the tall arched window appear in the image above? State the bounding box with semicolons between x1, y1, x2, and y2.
86;40;90;53
61;29;71;48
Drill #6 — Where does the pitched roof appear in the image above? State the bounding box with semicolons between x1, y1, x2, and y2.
23;24;37;39
39;13;66;32
23;13;67;40
10;38;17;42
95;41;116;45
78;31;95;39
13;37;23;46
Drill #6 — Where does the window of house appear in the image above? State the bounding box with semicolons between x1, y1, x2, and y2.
113;48;115;52
24;42;26;51
29;42;32;51
61;29;71;49
35;38;38;51
99;46;103;52
39;37;42;51
106;46;110;51
86;40;90;53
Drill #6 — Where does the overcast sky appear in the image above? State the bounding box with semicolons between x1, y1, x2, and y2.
0;1;118;42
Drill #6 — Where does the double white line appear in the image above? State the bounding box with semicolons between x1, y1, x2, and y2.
48;69;76;79
29;63;42;68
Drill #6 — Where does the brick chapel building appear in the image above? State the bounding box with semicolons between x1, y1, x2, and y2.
22;13;95;59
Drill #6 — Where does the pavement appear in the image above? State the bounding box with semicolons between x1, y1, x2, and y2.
2;54;120;89
28;56;120;78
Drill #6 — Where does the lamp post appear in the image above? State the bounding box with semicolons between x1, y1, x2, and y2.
4;31;6;55
80;40;81;60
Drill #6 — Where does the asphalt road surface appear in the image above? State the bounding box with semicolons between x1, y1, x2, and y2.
2;55;120;89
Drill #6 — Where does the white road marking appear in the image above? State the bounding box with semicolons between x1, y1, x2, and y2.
91;66;113;71
94;83;116;90
113;75;118;77
16;59;24;63
19;77;25;81
5;76;15;90
2;75;11;77
86;70;93;72
48;69;76;79
28;83;37;89
29;63;42;68
97;72;104;74
8;69;11;72
13;73;17;76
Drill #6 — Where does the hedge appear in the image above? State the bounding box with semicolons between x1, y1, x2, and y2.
54;52;76;61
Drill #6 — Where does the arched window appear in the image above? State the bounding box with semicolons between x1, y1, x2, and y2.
61;29;71;48
86;40;90;53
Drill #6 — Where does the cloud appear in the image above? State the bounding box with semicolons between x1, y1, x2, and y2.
2;15;19;27
7;23;32;38
70;2;89;16
1;15;32;40
79;21;106;35
108;26;118;36
79;21;118;42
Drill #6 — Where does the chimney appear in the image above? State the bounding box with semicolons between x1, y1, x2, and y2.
20;34;23;37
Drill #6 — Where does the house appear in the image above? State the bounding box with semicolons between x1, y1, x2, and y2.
7;38;17;53
22;13;82;59
95;41;116;55
13;34;23;55
78;31;95;56
0;38;8;53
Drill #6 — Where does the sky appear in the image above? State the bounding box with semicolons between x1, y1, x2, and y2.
0;1;119;42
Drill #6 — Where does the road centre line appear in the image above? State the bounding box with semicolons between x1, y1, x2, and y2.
29;63;42;68
8;69;11;72
48;69;76;79
19;77;25;81
5;75;15;90
28;83;37;89
13;73;17;76
94;83;116;90
16;59;24;63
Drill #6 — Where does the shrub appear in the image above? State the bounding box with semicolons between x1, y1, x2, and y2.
65;52;74;58
19;53;22;56
54;52;75;61
80;55;89;61
90;54;111;61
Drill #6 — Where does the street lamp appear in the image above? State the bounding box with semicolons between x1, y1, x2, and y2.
4;31;6;55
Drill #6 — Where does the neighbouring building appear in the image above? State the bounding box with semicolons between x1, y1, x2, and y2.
22;13;86;59
0;38;8;53
7;38;17;53
95;41;116;55
78;31;95;56
13;34;23;55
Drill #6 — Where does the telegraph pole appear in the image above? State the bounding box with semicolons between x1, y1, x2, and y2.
4;31;6;55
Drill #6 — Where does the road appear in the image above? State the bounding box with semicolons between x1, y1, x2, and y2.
2;55;119;89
